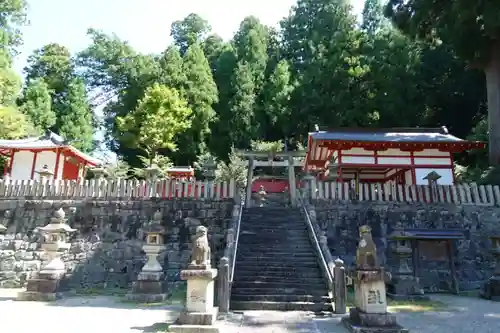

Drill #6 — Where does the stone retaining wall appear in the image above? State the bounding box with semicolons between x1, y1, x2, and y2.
313;200;500;292
0;199;234;289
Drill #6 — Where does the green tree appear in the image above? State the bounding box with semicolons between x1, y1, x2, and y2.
228;61;256;148
116;84;193;164
281;0;371;135
0;0;28;56
18;78;55;132
56;79;94;152
361;0;385;34
208;43;238;159
384;0;500;164
171;13;211;55
158;45;185;90
0;105;34;139
259;60;294;140
78;28;160;165
176;43;218;164
24;43;74;100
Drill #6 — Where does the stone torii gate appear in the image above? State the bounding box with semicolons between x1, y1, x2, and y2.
235;150;306;207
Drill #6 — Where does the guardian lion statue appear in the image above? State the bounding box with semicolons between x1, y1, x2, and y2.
189;226;211;269
356;225;379;269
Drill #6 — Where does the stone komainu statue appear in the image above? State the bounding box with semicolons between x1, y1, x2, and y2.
356;225;379;269
189;225;211;268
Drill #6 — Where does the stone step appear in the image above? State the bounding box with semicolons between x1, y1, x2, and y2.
234;261;320;269
237;243;312;249
230;300;333;312
236;250;317;257
233;276;325;284
238;235;311;242
240;225;307;230
232;281;327;291
234;269;324;279
235;256;317;263
231;293;331;303
237;247;315;252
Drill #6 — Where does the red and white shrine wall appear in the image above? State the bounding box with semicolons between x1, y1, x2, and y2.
7;149;86;180
326;147;454;185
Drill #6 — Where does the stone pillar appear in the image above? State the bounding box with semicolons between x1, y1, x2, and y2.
169;226;219;332
480;235;500;301
387;234;427;300
217;257;230;313
126;210;167;302
333;258;347;314
18;208;76;301
342;225;408;333
245;157;254;208
288;155;297;206
303;174;316;202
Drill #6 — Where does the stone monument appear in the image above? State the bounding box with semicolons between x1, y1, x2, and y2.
126;210;167;302
480;235;500;301
169;225;219;333
18;208;76;301
342;225;409;333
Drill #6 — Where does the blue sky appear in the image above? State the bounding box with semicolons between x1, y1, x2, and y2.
15;0;365;75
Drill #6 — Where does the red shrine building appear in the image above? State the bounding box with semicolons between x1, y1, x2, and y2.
0;131;101;180
165;166;195;181
304;127;486;185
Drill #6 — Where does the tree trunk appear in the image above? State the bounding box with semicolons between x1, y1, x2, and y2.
486;40;500;165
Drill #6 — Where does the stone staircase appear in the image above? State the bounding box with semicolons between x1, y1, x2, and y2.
230;206;333;311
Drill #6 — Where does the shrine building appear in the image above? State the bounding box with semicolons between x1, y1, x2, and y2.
166;166;195;181
0;131;101;180
303;127;486;185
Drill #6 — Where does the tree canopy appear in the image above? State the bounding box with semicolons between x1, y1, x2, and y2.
0;0;494;182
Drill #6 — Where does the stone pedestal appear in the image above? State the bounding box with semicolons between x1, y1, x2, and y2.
342;269;408;333
127;211;167;302
18;256;67;301
127;271;166;303
18;208;75;301
169;268;219;333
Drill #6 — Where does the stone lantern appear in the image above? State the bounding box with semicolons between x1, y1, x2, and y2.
127;210;167;302
481;235;500;301
144;164;162;180
36;164;54;181
90;165;108;179
18;208;76;301
387;230;426;300
423;171;441;202
202;156;217;181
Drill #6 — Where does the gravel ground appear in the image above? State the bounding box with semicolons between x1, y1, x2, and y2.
1;289;500;333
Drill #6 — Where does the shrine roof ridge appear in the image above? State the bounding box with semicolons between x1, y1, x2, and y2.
0;130;102;165
308;126;485;145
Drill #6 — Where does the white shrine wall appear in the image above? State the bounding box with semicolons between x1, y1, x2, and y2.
10;151;33;180
9;150;67;180
325;147;455;185
33;150;57;180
